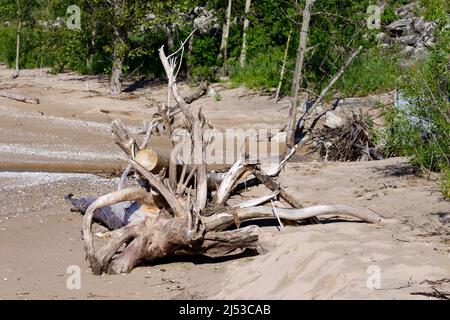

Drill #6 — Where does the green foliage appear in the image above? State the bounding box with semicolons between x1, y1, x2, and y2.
382;22;449;194
419;0;449;20
0;0;443;101
441;166;450;198
337;47;402;97
0;26;16;66
189;34;220;82
229;47;284;90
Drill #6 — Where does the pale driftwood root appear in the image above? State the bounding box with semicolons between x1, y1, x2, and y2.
81;188;262;274
214;157;255;205
82;187;157;274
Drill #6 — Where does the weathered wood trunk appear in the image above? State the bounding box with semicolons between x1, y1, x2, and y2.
186;34;195;81
218;0;233;73
110;0;125;96
239;0;252;68
285;0;314;153
276;30;292;101
12;0;21;79
110;35;124;95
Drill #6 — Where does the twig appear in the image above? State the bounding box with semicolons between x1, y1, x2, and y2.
271;200;284;230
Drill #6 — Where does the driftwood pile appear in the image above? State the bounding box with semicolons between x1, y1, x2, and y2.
307;113;384;162
67;42;390;275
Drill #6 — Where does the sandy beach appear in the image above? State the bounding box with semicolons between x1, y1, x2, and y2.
0;66;448;299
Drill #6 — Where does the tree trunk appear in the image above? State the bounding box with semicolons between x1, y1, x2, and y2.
239;0;251;68
275;30;292;101
285;0;314;153
218;0;232;73
12;0;21;79
166;25;174;54
186;33;195;81
110;0;125;96
110;36;123;95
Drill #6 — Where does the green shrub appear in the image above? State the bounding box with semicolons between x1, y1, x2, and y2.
229;47;284;91
0;26;16;66
336;47;402;97
441;166;450;198
382;22;449;195
419;0;448;20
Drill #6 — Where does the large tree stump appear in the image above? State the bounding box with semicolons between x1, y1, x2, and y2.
68;37;392;275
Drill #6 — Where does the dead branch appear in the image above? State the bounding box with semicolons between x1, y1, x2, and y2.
214;157;255;205
295;46;363;138
306;113;383;161
184;81;208;104
203;205;391;231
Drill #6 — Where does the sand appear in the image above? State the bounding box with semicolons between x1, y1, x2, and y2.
0;66;448;299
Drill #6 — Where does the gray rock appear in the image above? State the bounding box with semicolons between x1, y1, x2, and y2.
395;2;417;18
403;45;415;55
396;35;420;46
413;17;427;33
386;18;414;32
376;32;391;44
413;46;428;58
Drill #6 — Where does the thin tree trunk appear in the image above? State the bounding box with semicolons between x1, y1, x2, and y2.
12;0;21;79
166;25;174;54
110;0;124;95
239;0;251;68
218;0;232;73
13;21;21;78
275;30;292;101
285;0;314;153
110;33;123;95
186;33;195;81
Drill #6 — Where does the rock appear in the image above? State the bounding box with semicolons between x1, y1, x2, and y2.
404;45;415;55
424;38;434;47
386;18;414;32
376;32;390;44
207;87;216;97
396;35;419;46
412;46;428;58
395;2;417;18
325;111;344;129
413;17;427;33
